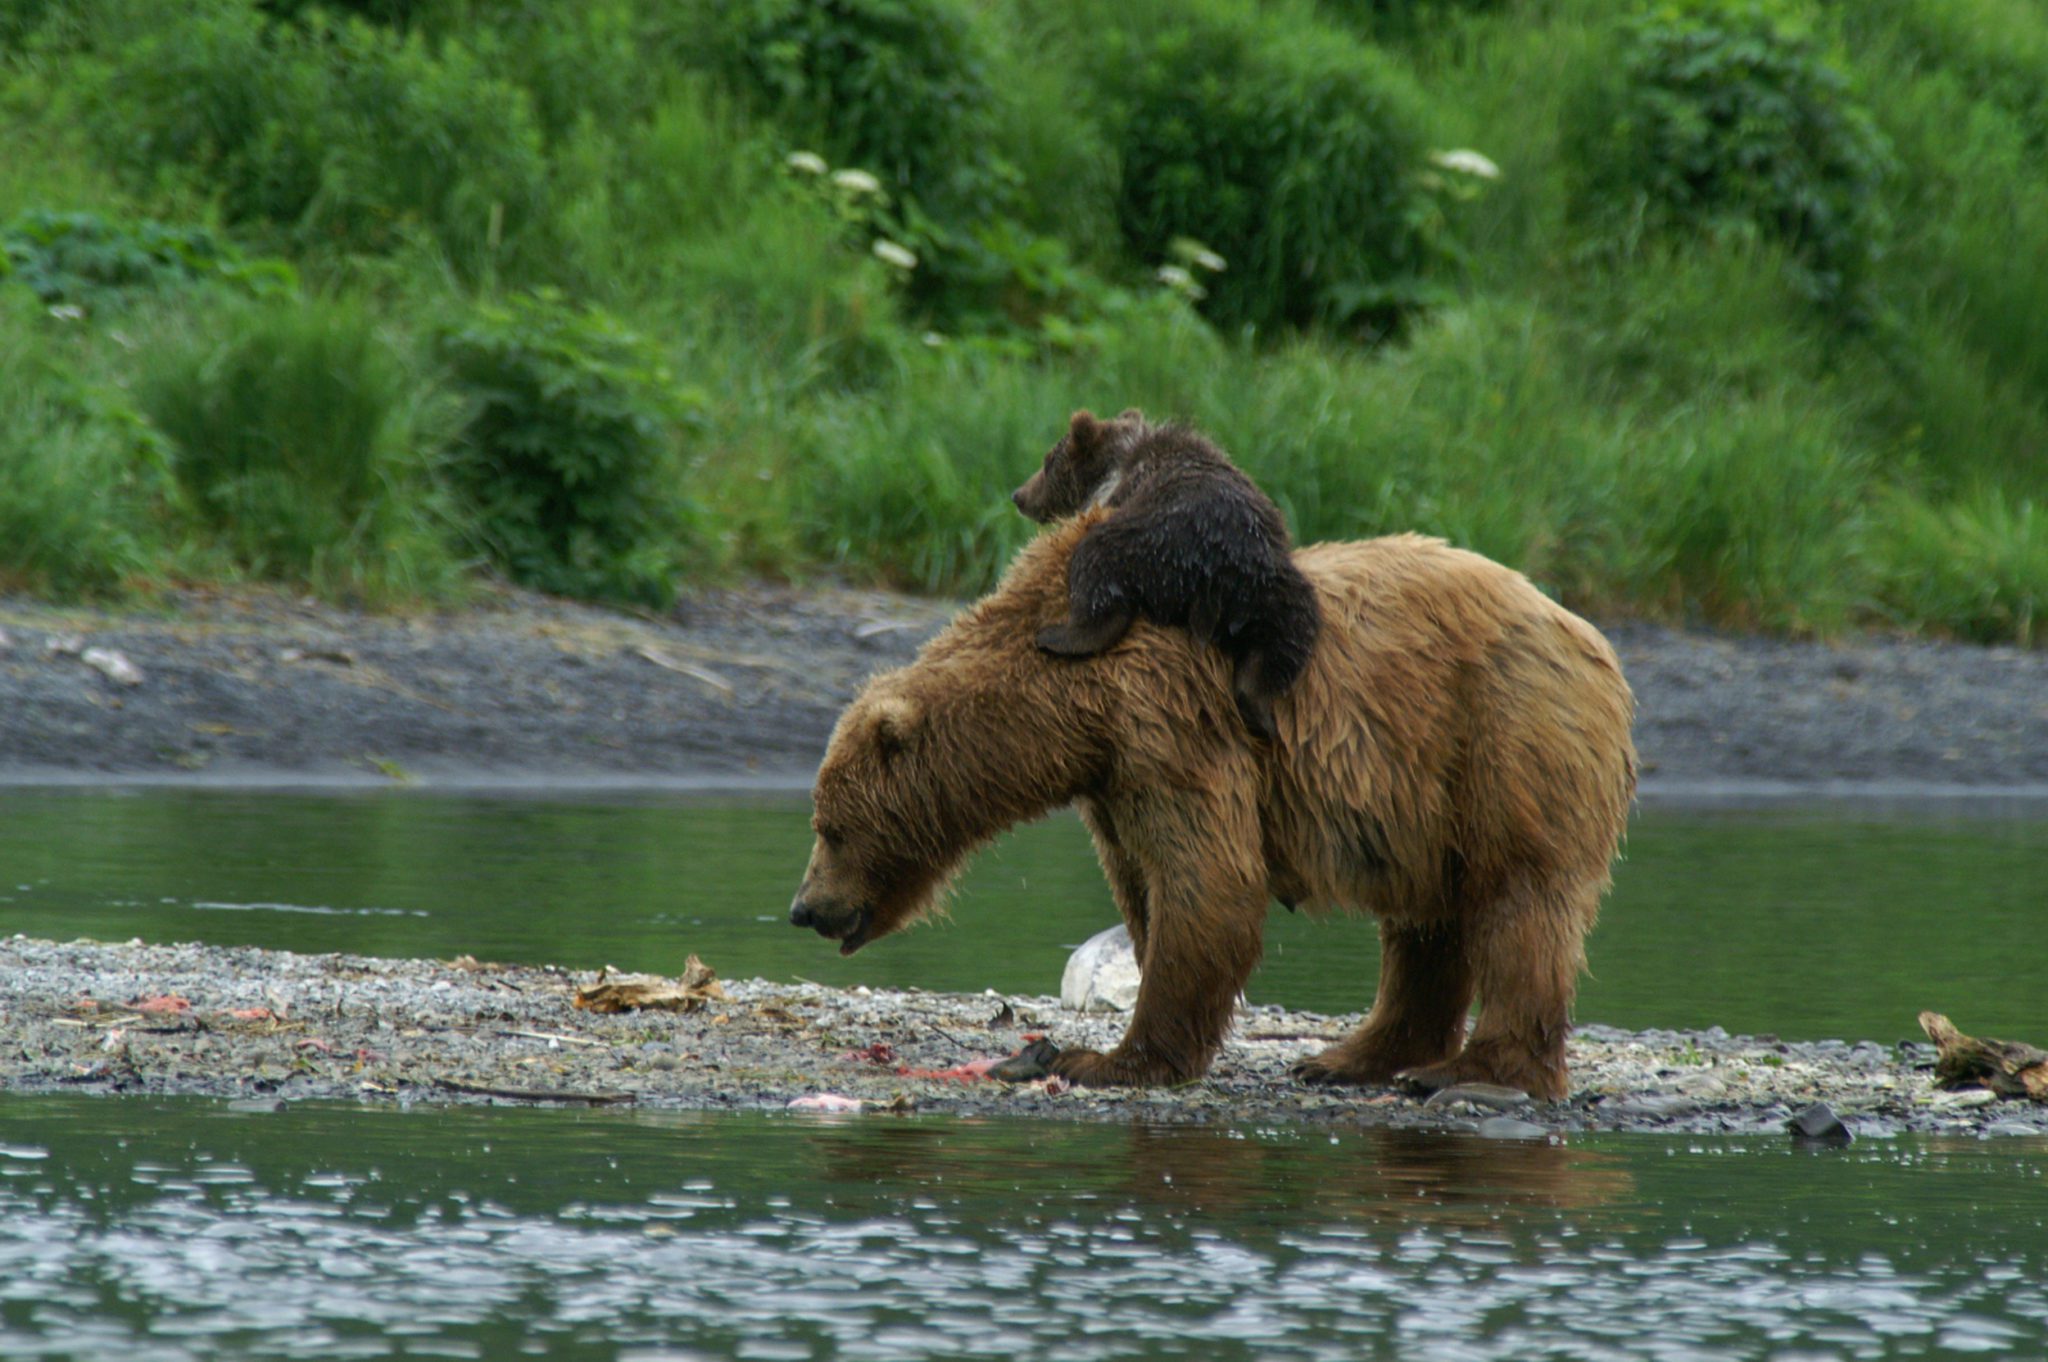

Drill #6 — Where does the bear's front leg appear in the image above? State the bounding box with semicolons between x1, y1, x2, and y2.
1049;1044;1191;1088
1055;815;1267;1087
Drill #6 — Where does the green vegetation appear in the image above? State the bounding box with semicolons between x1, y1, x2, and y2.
0;0;2042;642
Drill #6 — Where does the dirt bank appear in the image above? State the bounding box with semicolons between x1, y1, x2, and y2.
5;936;2041;1139
3;581;2047;791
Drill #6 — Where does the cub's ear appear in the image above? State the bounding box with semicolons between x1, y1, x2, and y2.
1067;409;1105;449
1115;407;1147;425
870;693;921;757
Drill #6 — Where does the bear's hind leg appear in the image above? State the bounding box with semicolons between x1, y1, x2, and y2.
1395;877;1597;1102
1291;919;1472;1086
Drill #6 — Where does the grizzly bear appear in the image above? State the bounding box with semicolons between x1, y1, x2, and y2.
789;514;1636;1100
1011;410;1320;742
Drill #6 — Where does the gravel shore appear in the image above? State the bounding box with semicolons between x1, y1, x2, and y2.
3;580;2046;792
5;936;2041;1139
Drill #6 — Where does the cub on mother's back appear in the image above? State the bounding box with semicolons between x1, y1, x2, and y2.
1012;410;1320;741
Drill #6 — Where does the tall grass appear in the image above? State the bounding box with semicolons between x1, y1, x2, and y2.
133;297;461;601
0;0;2044;643
0;301;166;596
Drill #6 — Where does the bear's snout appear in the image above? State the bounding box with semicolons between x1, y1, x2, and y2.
1011;478;1051;523
788;893;872;952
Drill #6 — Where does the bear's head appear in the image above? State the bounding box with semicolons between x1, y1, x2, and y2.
1011;408;1151;523
787;683;955;955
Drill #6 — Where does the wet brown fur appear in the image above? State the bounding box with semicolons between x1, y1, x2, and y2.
791;513;1637;1100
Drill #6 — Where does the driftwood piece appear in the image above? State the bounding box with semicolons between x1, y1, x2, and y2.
435;1078;635;1105
573;955;728;1014
1918;1011;2048;1101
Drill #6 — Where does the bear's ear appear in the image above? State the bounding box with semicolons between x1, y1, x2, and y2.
1067;410;1105;450
870;693;921;758
1115;407;1147;425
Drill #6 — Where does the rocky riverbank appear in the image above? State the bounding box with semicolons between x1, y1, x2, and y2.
3;580;2047;792
5;936;2041;1139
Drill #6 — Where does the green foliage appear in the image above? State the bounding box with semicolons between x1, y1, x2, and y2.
0;0;2044;643
135;297;459;598
1102;2;1437;334
0;403;157;596
1877;489;2046;645
1;209;295;309
1568;2;1892;317
702;0;1005;221
434;291;700;607
90;4;547;278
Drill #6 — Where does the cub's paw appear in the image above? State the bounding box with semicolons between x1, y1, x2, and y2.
1233;694;1279;743
1035;624;1093;657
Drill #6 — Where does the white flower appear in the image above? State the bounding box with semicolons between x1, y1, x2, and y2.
872;239;919;271
921;331;946;348
1429;148;1502;180
785;150;829;176
1155;264;1205;301
47;303;85;322
1170;236;1227;272
832;168;883;197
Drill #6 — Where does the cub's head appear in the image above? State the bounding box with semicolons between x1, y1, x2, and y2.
1011;408;1151;523
789;685;951;956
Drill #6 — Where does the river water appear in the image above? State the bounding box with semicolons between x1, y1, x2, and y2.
0;1096;2044;1360
1;788;2042;1040
2;788;2045;1358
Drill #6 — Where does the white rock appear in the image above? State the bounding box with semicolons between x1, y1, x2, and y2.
1061;925;1141;1012
81;647;143;687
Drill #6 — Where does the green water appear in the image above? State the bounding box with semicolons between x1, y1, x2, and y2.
0;1095;2044;1359
1;788;2042;1041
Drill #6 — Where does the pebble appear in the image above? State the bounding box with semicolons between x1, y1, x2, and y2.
1602;1094;1697;1120
1789;1102;1853;1144
1475;1117;1553;1141
1985;1120;2042;1138
1926;1089;1997;1109
1423;1084;1530;1112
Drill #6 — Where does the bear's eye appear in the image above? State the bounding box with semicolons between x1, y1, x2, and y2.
816;825;844;850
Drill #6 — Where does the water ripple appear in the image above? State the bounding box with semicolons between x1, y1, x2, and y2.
0;1100;2043;1360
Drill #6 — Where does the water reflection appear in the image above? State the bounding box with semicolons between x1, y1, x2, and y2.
802;1120;1636;1229
2;1096;2044;1360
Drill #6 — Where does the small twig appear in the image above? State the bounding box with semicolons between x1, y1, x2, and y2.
634;645;735;697
915;1011;971;1052
434;1077;634;1105
497;1028;604;1049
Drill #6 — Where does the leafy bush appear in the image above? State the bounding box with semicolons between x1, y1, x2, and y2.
701;0;1005;221
0;403;158;597
0;307;166;597
1103;3;1436;334
1877;488;2045;644
136;297;459;597
435;291;700;606
1;209;296;310
92;5;547;277
1567;2;1891;317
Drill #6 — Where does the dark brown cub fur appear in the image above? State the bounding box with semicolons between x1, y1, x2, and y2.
1011;410;1321;741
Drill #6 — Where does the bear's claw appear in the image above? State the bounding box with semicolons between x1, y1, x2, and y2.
1049;1046;1185;1088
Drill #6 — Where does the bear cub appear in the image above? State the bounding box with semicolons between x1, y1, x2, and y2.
1011;409;1320;741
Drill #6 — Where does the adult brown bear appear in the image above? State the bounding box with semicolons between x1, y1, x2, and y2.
789;513;1636;1100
